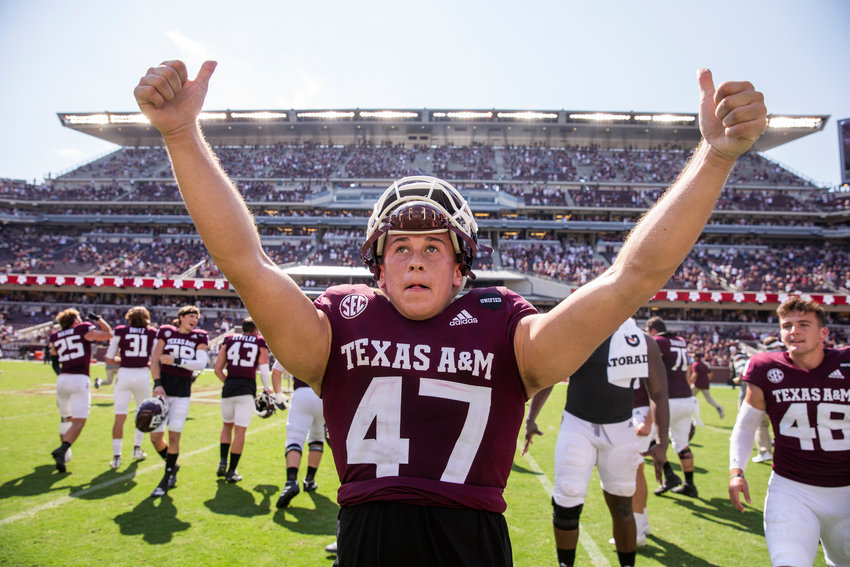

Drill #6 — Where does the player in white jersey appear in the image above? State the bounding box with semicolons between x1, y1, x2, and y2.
729;297;850;567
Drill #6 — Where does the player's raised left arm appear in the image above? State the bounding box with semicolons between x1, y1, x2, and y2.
515;70;767;396
134;60;332;388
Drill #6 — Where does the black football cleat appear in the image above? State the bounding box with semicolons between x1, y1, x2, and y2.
225;470;242;483
51;447;67;473
151;478;169;498
167;465;180;489
303;478;318;492
671;482;699;498
653;472;682;495
276;480;300;508
217;461;227;477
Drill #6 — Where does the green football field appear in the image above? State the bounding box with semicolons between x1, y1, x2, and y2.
0;360;828;566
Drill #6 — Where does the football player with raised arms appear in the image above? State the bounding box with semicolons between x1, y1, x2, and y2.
104;306;158;469
729;297;850;567
214;316;271;483
48;308;113;472
149;305;209;498
134;59;766;565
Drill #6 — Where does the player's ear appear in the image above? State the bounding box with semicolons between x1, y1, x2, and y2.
452;263;464;288
377;264;387;291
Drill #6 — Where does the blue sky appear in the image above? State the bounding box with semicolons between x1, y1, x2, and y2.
1;0;848;186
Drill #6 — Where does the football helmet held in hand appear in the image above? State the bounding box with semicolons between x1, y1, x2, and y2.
255;392;276;418
136;397;167;432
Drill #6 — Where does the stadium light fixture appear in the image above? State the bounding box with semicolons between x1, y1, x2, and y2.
497;111;559;120
63;113;110;125
359;111;419;119
296;111;356;119
648;114;695;124
199;112;227;121
432;111;494;120
108;114;151;124
569;112;631;122
767;116;823;129
231;111;288;120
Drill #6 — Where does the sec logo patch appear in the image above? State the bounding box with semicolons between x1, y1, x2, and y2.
766;368;784;384
340;293;369;320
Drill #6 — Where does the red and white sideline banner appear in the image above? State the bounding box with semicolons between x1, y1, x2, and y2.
563;287;850;306
0;274;232;291
2;274;848;306
647;289;849;306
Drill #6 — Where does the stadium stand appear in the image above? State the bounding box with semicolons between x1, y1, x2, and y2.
2;106;848;366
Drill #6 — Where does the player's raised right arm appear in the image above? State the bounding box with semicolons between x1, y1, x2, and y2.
134;60;331;388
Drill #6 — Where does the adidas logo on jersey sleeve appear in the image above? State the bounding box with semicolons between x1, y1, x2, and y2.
450;309;478;326
828;369;845;380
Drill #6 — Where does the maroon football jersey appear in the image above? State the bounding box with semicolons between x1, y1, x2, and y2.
652;333;692;399
156;325;209;397
691;360;711;389
633;378;649;409
156;324;209;377
221;333;267;379
316;284;537;513
744;348;850;487
50;322;96;375
113;325;157;368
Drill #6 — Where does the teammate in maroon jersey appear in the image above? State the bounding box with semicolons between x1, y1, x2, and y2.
149;305;209;498
214;317;270;483
729;298;850;567
691;351;725;419
104;306;158;469
134;59;766;565
646;316;700;498
48;308;113;472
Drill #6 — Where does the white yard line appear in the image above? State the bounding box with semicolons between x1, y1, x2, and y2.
523;452;612;567
0;418;282;526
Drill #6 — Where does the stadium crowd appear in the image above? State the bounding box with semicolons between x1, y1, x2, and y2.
2;139;848;366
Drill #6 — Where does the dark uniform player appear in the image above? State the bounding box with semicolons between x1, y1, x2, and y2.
150;305;209;498
214;317;270;483
646;316;699;497
105;306;158;468
691;352;725;419
729;297;850;567
48;308;112;472
524;318;669;567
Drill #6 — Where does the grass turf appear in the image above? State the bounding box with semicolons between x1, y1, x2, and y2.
0;360;828;566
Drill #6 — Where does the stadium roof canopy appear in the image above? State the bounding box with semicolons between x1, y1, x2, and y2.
57;108;827;151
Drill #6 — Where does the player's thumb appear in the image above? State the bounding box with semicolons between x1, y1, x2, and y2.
697;68;716;114
194;60;218;87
